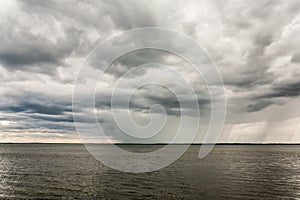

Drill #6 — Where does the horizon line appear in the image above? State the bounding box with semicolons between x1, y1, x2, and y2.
0;142;300;145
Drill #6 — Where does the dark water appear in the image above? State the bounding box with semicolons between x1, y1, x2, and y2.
0;144;300;199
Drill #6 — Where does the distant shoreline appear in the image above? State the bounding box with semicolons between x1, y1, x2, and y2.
0;143;300;145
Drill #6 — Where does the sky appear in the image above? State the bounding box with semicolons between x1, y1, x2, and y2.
0;0;300;143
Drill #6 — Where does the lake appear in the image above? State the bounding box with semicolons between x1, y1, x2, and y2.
0;144;299;199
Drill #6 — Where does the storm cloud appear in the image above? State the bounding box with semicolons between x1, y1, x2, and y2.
0;0;299;143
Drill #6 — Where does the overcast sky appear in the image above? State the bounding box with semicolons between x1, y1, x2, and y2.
0;0;300;143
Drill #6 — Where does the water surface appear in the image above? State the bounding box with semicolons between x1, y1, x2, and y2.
0;144;299;199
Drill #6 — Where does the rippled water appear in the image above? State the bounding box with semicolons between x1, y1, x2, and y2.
0;144;300;199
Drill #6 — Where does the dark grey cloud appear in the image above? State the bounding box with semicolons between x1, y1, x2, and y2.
258;82;300;99
0;92;72;115
0;111;75;134
231;80;300;113
0;30;79;66
0;18;81;75
3;102;71;115
0;0;169;75
29;114;74;123
247;100;274;113
94;85;210;118
291;53;300;64
106;49;174;78
4;123;74;131
0;91;75;136
215;3;298;64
